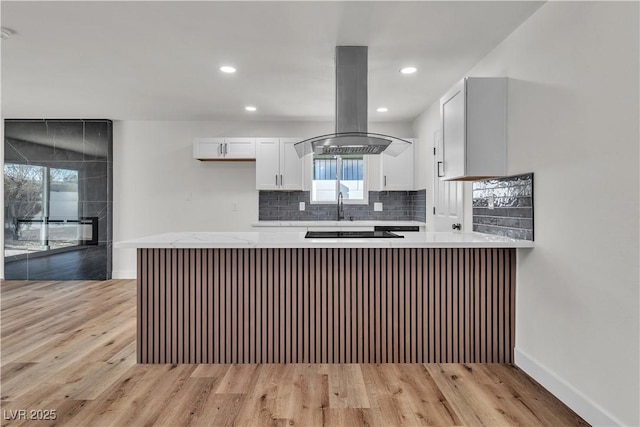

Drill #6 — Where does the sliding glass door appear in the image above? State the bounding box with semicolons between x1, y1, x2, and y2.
4;163;82;256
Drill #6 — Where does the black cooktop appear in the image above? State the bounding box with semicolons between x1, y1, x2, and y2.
305;230;404;239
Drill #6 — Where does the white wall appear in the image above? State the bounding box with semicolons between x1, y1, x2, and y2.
413;2;639;425
112;120;411;278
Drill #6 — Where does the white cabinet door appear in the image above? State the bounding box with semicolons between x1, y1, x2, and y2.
279;138;303;190
440;77;507;180
256;138;303;190
256;138;280;190
224;138;256;159
193;137;255;160
441;80;466;179
381;140;414;191
193;138;224;160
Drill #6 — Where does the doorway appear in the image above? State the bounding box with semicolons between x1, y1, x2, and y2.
433;129;464;231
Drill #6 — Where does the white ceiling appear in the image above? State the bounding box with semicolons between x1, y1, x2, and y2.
1;1;544;123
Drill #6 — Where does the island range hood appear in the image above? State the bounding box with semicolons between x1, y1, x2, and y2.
294;46;411;157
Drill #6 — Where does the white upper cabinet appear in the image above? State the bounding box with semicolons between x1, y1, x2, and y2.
193;137;256;160
380;139;415;191
279;138;303;190
256;138;303;190
255;138;280;189
193;138;224;159
439;77;507;181
223;138;257;159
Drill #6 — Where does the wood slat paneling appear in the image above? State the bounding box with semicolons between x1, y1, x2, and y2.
137;248;516;364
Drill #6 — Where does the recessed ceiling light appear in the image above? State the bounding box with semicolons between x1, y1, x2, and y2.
376;107;388;113
245;106;257;112
220;66;236;74
400;66;417;74
1;27;15;39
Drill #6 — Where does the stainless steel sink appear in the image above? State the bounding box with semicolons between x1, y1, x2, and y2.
304;230;403;239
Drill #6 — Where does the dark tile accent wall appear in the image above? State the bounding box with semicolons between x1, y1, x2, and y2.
259;189;427;222
4;119;113;280
472;173;534;241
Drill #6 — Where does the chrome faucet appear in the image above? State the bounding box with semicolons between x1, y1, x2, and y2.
337;191;344;221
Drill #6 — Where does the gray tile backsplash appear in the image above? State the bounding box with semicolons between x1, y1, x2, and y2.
472;173;534;240
259;189;427;222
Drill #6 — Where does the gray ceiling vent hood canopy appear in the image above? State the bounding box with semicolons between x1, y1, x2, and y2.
294;46;411;157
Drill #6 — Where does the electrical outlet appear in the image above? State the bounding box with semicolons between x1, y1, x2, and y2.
488;194;495;210
299;202;305;211
374;202;383;212
185;191;192;201
232;202;239;211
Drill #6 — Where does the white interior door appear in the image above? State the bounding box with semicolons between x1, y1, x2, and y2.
433;130;464;231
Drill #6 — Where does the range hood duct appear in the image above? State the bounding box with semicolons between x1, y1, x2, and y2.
294;46;411;157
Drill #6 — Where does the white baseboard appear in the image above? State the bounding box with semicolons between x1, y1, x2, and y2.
111;270;136;280
515;347;622;426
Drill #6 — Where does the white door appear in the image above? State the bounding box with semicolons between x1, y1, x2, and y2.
279;138;303;190
433;130;464;231
255;138;280;189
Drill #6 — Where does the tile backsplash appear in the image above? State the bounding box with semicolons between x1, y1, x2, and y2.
472;173;534;241
259;190;426;222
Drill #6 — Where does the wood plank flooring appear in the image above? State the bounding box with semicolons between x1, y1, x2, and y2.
4;246;108;280
0;279;588;427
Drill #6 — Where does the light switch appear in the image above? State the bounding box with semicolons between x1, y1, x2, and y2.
374;202;383;211
299;202;305;211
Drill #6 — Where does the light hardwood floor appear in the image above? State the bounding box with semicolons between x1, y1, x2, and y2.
0;279;588;427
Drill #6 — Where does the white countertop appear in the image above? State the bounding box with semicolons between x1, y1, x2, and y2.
115;231;534;249
251;220;426;227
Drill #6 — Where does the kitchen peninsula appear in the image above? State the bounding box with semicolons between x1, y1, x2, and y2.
116;231;533;365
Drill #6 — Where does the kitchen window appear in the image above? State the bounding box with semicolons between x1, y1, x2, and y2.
311;154;368;203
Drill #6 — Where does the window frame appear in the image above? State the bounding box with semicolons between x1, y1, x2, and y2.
310;154;369;205
4;162;84;256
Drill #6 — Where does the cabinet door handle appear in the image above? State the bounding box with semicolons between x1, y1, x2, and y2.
224;143;228;155
437;161;444;177
218;144;223;156
384;176;387;187
280;175;283;186
275;175;279;186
